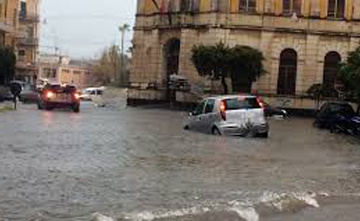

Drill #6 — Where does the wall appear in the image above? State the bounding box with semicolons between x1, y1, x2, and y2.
130;0;360;108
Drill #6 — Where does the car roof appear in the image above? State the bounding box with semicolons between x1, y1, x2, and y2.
205;94;257;100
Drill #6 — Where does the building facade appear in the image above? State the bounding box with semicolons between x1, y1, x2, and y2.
0;0;40;85
15;0;41;85
38;54;93;89
129;0;360;108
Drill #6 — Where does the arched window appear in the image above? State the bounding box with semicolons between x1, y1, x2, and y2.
239;0;256;13
328;0;345;18
323;52;341;97
283;0;302;15
277;49;298;95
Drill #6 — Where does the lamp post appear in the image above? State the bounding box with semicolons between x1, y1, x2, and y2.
118;24;130;86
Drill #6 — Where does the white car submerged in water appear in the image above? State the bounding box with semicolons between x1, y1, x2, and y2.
184;95;269;137
80;87;104;101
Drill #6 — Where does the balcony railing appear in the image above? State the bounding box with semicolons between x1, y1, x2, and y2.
19;13;40;23
17;37;39;46
0;18;15;33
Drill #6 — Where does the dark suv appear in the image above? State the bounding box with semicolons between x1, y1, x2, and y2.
314;102;357;131
38;83;81;112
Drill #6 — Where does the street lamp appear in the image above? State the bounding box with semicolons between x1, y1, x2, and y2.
118;24;130;86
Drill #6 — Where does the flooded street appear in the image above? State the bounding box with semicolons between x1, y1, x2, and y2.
0;102;360;221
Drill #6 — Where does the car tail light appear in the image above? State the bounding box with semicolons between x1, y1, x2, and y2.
220;100;226;121
74;93;81;100
46;91;54;99
257;97;265;110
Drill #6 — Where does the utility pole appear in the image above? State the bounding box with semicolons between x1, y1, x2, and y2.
119;24;130;86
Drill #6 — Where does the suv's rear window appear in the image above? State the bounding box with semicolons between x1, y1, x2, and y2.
330;104;355;116
45;84;62;90
224;98;261;110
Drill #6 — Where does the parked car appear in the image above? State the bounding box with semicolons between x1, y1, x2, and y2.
331;114;360;135
0;87;13;101
80;87;104;101
184;95;269;137
314;102;356;129
19;84;39;103
259;101;288;118
37;83;81;112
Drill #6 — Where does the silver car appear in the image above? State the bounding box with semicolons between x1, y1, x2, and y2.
184;95;269;137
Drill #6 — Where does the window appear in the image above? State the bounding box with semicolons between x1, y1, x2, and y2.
224;98;261;110
283;0;301;15
277;49;297;95
62;69;70;74
328;0;345;18
204;99;215;114
19;1;26;19
323;52;341;97
73;71;81;75
239;0;256;13
192;101;206;115
18;50;25;56
180;0;191;12
44;68;57;79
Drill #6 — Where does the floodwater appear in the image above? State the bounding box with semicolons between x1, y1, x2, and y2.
0;102;360;221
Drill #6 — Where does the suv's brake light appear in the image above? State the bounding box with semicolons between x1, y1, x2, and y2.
74;93;81;100
46;91;54;99
257;97;265;110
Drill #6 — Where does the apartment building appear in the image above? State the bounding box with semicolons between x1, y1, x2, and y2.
15;0;40;85
38;54;93;89
0;0;40;86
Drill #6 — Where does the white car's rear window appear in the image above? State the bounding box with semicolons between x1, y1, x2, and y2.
224;98;261;110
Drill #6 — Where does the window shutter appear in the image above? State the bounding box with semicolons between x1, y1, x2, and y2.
303;0;310;16
257;0;265;13
345;0;353;20
230;0;239;12
200;0;211;12
274;0;283;15
319;0;328;18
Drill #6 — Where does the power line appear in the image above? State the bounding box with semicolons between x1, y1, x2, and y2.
44;14;135;21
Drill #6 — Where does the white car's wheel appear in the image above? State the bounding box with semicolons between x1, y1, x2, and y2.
212;127;221;136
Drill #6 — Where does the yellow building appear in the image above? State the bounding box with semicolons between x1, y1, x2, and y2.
15;0;41;85
0;0;19;47
0;0;40;85
129;0;360;109
38;54;94;89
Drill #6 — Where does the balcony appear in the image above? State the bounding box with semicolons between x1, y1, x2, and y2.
17;37;39;46
19;13;40;23
16;60;38;71
0;18;14;33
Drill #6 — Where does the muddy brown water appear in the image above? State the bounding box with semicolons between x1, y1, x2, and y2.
0;102;360;221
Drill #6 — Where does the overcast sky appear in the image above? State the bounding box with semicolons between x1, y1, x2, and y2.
40;0;136;59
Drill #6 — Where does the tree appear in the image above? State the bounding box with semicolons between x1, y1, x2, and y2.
191;42;231;94
92;45;130;86
0;46;16;85
339;46;360;113
229;45;265;93
307;83;324;110
191;42;265;94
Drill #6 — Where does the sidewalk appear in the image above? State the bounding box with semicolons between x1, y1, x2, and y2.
0;101;14;112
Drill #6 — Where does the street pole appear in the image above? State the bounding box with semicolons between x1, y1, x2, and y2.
120;29;125;86
119;24;129;87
